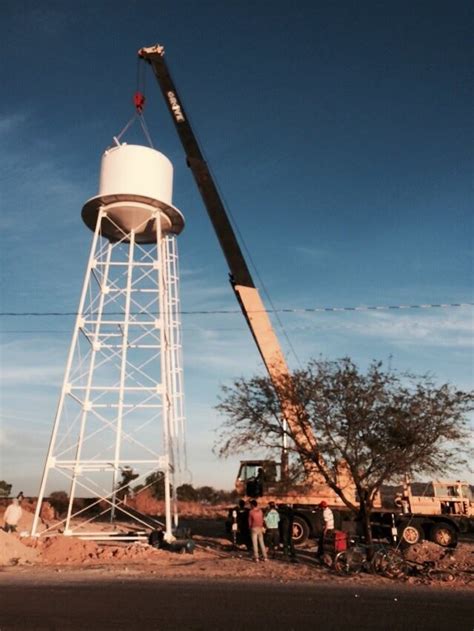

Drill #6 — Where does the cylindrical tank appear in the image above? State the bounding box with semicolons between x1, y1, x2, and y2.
82;144;184;243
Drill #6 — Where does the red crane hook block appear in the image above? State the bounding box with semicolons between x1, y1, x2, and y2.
134;91;146;114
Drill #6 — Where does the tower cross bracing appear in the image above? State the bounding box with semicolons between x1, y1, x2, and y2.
32;205;186;540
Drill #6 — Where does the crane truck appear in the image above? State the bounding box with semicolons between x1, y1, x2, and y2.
138;44;467;548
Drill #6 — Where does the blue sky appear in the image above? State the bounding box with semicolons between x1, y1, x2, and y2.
0;1;472;494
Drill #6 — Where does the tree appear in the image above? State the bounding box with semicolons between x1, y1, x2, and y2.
49;491;69;517
196;486;218;504
140;471;166;500
115;467;139;501
177;483;239;504
177;484;198;502
0;480;12;498
215;358;473;547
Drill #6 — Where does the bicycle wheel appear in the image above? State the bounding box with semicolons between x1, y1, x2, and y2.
334;548;365;575
373;548;407;579
427;568;455;583
371;547;396;573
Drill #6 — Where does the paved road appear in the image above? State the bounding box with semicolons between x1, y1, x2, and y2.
0;577;472;630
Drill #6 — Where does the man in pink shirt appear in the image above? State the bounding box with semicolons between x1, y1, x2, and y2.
248;499;268;562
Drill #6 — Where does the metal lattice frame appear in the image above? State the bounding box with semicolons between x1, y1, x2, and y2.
32;208;186;540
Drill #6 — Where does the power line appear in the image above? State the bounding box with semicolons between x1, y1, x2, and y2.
0;302;472;317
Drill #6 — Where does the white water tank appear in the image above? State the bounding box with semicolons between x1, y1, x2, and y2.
82;144;184;243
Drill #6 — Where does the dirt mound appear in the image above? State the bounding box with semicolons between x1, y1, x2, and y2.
403;541;473;572
0;531;39;566
39;502;56;523
17;508;48;534
94;542;162;562
36;535;165;565
40;536;100;564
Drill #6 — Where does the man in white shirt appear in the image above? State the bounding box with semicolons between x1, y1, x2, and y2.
3;498;23;533
317;500;334;558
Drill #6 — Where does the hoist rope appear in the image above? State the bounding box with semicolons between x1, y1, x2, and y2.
114;115;137;143
111;58;153;148
138;114;154;148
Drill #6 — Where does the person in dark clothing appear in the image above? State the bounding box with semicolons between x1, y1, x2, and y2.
278;504;297;562
230;499;251;550
255;467;265;497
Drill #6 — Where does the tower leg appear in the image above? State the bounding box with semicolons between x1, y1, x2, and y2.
32;209;105;537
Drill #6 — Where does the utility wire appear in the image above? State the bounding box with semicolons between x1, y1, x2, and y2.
0;302;472;317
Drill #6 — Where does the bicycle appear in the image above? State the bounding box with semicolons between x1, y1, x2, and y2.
333;537;406;578
401;558;456;583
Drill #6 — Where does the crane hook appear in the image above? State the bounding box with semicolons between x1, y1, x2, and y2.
134;91;146;114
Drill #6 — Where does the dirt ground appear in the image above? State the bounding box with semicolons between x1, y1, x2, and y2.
1;503;472;590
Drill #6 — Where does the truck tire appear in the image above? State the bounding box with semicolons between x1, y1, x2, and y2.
292;516;310;545
429;522;458;548
398;523;423;547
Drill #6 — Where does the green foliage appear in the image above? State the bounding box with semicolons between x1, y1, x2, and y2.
177;484;198;501
137;475;238;504
143;471;166;500
196;486;217;504
177;484;238;503
0;480;12;498
193;486;239;504
49;491;69;516
115;467;139;500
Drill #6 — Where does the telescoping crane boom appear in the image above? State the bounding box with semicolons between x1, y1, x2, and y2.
138;46;290;384
138;45;350;508
138;45;299;466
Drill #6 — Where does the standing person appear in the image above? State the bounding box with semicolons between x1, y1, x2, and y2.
229;505;239;548
236;499;252;550
317;500;334;558
3;498;22;533
279;504;297;562
229;499;251;550
264;501;280;558
248;499;268;562
255;467;265;497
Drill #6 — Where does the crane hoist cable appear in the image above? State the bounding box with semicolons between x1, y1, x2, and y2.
133;54;155;146
111;99;154;149
110;58;154;148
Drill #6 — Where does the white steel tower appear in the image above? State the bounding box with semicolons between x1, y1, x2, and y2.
32;143;186;541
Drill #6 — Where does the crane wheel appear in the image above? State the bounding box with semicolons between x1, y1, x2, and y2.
398;523;423;547
291;516;310;545
429;522;457;548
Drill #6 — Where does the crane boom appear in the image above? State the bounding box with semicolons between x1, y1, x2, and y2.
138;45;292;387
138;45;363;510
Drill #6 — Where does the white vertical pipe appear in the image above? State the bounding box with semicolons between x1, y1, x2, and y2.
165;237;180;529
157;217;173;540
111;230;135;522
169;236;187;476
